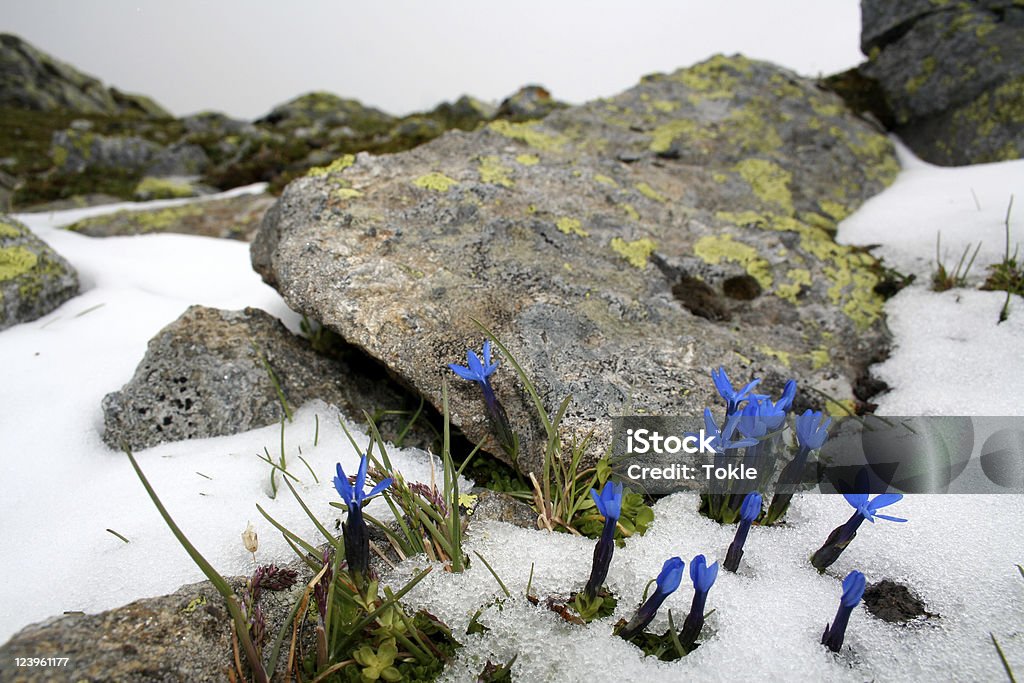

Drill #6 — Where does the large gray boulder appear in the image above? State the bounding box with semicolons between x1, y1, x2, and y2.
0;33;170;117
858;0;1024;165
102;306;429;451
251;55;899;475
0;215;78;330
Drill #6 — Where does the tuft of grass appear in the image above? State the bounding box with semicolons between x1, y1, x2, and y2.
980;196;1020;323
932;231;981;291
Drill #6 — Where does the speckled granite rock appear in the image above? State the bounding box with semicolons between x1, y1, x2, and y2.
102;305;430;451
0;215;78;330
251;55;898;475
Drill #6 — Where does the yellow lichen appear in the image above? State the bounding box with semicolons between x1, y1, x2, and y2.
307;154;355;177
0;222;22;239
333;188;363;200
556;217;589;237
478;156;514;187
759;345;792;368
594;174;619;187
0;246;39;281
649;119;702;154
413;172;458;192
611;237;657;268
652;100;678;113
775;268;812;303
734;158;794;214
636;182;668;203
488;120;569;152
621;203;640;221
516;154;540;166
818;200;850;222
693;234;773;289
809;348;831;370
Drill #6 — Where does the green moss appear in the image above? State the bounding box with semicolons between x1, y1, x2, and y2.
515;154;540;166
636;182;667;203
134;176;194;199
734;158;794;213
693;234;773;289
488;120;569;152
306;154;355;177
478;156;514;187
611;237;657;268
412;172;458;192
556;217;589;237
976;21;996;39
905;56;936;95
0;246;38;281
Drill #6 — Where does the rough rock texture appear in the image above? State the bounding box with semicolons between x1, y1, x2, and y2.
102;306;430;451
65;192;274;240
0;572;309;682
66;193;275;240
857;0;1024;165
0;215;78;330
51;129;161;174
0;33;170;117
252;55;899;475
496;85;569;122
256;91;396;136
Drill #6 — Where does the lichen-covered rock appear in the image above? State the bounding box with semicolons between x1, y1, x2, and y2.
257;91;396;136
0;33;171;117
102;306;429;451
0;572;308;682
429;95;497;130
252;55;898;475
66;192;275;239
51;129;162;174
0;215;78;330
496;85;568;122
857;0;1024;165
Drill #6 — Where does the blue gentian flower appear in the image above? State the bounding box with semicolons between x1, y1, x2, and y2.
811;491;907;570
584;481;624;600
703;408;758;453
725;492;762;572
333;455;393;511
334;454;392;587
618;557;685;641
448;340;498;385
795;410;832;452
711;367;761;416
678;554;719;651
449;341;517;457
778;379;797;413
842;493;907;523
822;570;866;652
591;481;624;522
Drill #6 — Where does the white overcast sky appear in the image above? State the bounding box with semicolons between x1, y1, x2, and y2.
3;1;864;120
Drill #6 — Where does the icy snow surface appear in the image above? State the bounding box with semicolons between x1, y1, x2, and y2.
1;147;1023;681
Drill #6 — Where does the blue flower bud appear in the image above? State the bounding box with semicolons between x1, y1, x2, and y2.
822;570;866;652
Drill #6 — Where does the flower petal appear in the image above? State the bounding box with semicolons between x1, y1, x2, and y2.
867;493;904;511
355;455;368;504
366;477;394;500
873;513;908;523
448;363;478;381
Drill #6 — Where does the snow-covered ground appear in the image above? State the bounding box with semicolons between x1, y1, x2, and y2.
2;147;1023;680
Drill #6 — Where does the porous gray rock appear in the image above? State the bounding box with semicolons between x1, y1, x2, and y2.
102;305;429;451
857;0;1024;165
0;571;310;682
252;55;899;476
0;215;78;330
